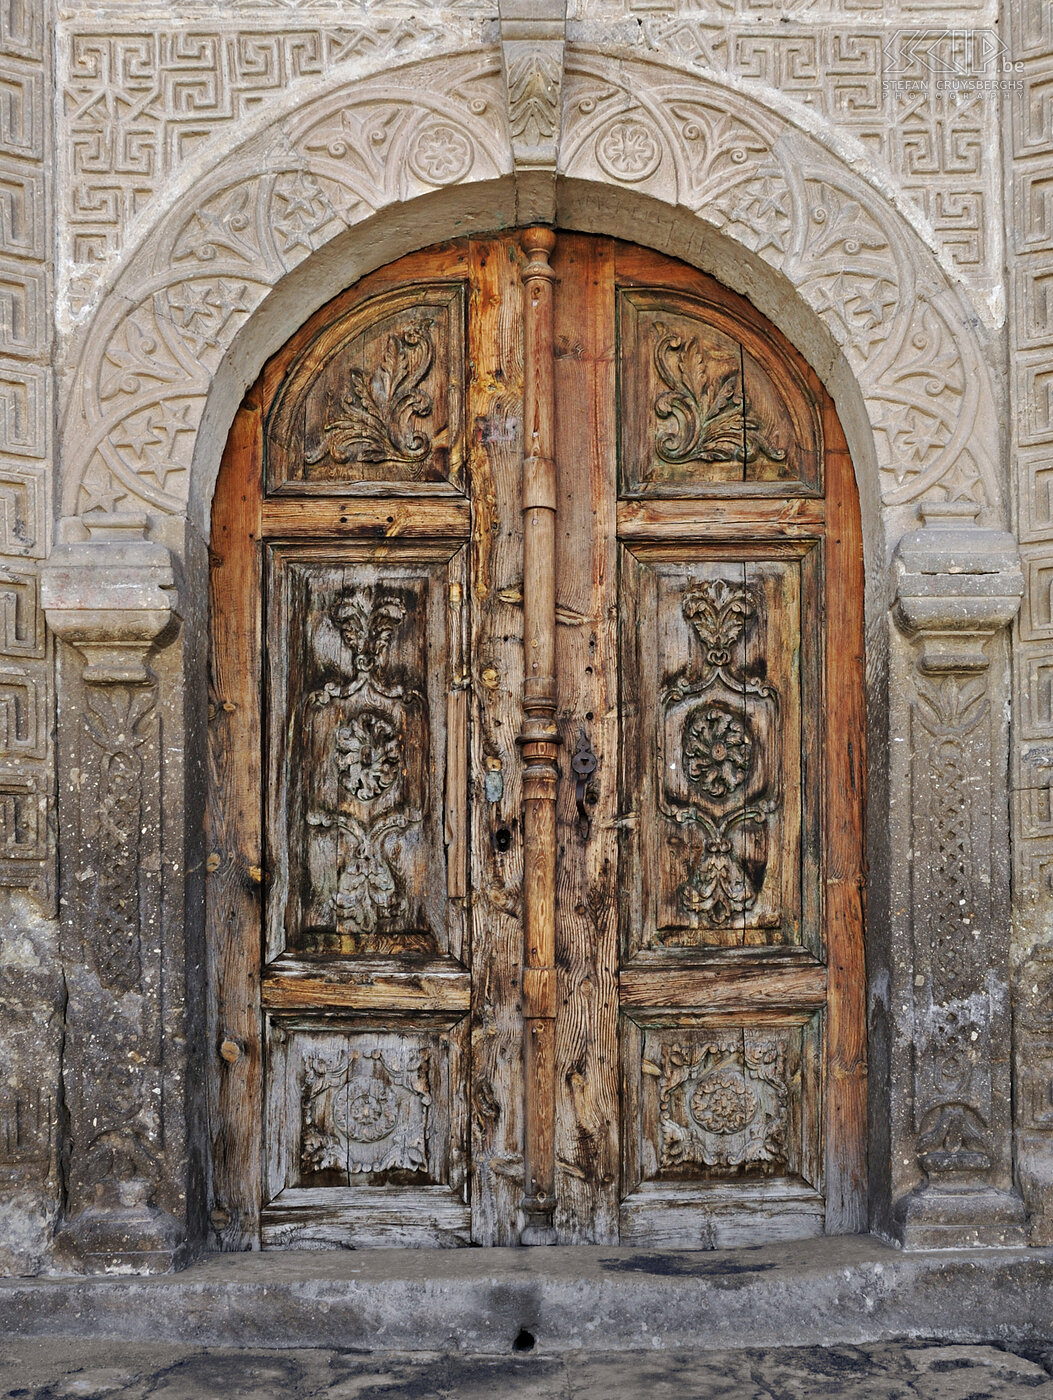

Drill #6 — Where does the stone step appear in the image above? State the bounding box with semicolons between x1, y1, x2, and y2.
2;1237;1053;1354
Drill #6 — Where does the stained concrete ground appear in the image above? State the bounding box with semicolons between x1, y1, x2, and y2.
2;1341;1053;1399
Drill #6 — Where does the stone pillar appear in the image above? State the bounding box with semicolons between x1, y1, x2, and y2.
42;514;192;1271
888;503;1026;1247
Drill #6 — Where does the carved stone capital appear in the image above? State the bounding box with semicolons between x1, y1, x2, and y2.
500;0;565;223
42;514;180;685
893;503;1023;672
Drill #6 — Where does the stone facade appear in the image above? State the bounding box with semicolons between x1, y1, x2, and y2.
0;0;1049;1273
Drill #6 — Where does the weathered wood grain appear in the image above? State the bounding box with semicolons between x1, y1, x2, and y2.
207;390;264;1251
466;235;527;1245
210;231;867;1252
261;498;470;539
261;964;471;1012
551;233;620;1244
261;1186;471;1248
618;498;825;539
619;962;827;1010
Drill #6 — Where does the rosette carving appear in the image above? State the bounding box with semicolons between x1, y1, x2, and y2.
661;578;779;929
656;1032;789;1174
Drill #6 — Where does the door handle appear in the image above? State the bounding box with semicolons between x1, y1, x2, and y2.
571;727;598;840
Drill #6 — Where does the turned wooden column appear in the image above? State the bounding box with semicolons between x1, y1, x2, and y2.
518;227;559;1245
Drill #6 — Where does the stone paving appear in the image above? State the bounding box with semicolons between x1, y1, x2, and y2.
1;1341;1053;1399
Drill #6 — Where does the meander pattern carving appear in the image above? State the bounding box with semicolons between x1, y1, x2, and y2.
66;52;505;521
560;53;1001;516
57;40;1008;532
0;0;50;899
1005;0;1053;1234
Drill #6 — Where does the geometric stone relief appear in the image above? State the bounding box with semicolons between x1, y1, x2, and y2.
0;0;52;905
559;51;1002;521
56;46;1008;537
1007;0;1053;1240
583;18;1004;308
61;51;509;523
57;20;490;315
892;509;1025;1245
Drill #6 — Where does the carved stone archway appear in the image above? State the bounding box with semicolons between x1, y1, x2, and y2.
41;35;1024;1268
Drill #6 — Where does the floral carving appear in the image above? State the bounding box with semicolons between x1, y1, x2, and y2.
335;708;402;800
683;703;752;799
692;1071;759;1135
84;686;156;995
306;323;435;474
682;579;757;674
408;121;473;185
653;323;786;469
302;584;428;952
656;1033;788;1173
308;810;407;936
679;828;757;927
506;48;560;145
662;580;779;930
595;119;662;182
301;1044;430;1179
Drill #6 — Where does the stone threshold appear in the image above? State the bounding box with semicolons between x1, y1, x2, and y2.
2;1236;1053;1353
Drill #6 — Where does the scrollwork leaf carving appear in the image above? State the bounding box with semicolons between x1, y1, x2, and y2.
653;322;786;469
306;321;435;473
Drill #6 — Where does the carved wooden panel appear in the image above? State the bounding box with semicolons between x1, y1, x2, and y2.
618;288;822;496
266;544;468;961
263;1013;469;1247
619;1013;824;1246
266;284;466;495
210;233;866;1253
620;548;819;954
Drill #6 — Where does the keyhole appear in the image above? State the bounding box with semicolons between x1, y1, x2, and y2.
494;826;512;852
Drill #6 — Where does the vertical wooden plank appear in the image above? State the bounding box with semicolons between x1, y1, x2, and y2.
823;401;868;1233
552;233;621;1243
467;234;527;1245
207;393;264;1249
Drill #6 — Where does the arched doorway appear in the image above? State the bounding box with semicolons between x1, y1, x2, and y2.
207;231;865;1250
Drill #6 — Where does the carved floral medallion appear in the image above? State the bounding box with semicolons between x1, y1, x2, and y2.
661;577;779;930
595;119;662;182
655;1032;788;1174
300;1043;431;1180
682;702;753;799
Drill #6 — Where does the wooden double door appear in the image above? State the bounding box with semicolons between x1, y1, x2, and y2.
208;231;865;1249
